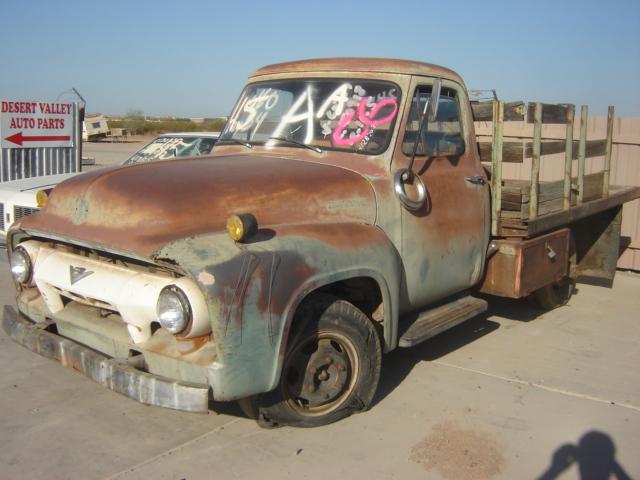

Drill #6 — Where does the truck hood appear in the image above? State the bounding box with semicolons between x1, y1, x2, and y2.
18;154;376;258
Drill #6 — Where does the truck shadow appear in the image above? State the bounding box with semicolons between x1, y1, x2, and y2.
208;399;245;418
373;314;497;406
477;293;551;323
373;296;548;407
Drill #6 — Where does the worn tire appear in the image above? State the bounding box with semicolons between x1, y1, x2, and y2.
530;236;577;310
250;294;382;428
530;277;575;309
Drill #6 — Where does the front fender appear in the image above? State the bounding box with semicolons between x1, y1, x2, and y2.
155;223;401;400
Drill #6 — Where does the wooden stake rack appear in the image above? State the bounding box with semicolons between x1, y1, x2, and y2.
472;101;626;237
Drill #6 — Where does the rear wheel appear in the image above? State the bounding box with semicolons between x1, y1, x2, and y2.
530;236;577;309
531;276;575;309
245;294;382;428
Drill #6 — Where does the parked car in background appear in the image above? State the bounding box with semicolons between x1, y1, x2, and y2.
122;131;220;164
0;174;70;240
0;132;220;240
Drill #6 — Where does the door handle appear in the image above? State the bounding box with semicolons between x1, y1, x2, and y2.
465;175;486;186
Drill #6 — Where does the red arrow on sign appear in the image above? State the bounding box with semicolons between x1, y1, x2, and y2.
4;132;71;146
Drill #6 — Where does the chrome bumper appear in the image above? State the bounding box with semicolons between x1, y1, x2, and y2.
2;305;210;413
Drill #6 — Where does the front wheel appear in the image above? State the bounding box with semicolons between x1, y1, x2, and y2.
245;295;382;428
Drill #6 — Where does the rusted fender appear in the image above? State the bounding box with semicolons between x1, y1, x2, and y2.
155;222;402;401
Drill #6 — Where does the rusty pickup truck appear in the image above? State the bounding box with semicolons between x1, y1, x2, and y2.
3;58;639;428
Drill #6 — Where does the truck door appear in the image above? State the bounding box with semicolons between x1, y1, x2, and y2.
392;77;490;310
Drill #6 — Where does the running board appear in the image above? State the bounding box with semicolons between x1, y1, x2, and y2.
398;296;488;348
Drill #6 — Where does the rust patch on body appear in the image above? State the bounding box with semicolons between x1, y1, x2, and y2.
271;223;387;251
204;249;317;345
197;271;215;286
19;155;376;259
141;330;215;365
410;420;504;480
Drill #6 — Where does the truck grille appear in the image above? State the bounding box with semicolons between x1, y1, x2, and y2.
14;205;39;221
0;203;4;231
51;285;118;312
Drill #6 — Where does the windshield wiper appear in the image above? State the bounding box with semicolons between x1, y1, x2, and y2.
268;137;322;153
216;138;253;149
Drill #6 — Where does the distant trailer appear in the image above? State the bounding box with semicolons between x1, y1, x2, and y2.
108;127;128;142
83;115;110;141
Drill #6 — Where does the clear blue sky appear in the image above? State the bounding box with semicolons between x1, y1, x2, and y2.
2;0;639;117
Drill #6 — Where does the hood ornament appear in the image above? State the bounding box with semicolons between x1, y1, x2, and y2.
69;266;94;285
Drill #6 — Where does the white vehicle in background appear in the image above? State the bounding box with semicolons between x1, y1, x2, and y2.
122;131;220;164
0;132;220;240
0;174;70;240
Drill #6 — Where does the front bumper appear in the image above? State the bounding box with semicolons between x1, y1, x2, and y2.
2;305;210;413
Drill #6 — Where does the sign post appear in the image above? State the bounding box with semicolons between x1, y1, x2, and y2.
1;100;75;148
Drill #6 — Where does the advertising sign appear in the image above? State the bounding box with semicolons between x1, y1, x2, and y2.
1;100;74;148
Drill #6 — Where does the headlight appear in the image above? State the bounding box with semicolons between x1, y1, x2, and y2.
10;247;32;284
156;286;191;334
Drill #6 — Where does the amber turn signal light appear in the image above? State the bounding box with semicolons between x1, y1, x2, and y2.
226;213;258;242
36;190;49;208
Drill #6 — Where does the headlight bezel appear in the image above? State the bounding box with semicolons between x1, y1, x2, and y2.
156;285;192;335
10;246;33;285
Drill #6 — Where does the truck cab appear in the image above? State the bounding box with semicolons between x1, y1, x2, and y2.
217;58;489;313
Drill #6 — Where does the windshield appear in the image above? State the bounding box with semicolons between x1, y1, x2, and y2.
123;136;217;165
220;79;401;154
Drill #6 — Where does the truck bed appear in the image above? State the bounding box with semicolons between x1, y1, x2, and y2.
498;180;640;236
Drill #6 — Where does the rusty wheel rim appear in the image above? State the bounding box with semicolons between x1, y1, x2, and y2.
282;330;359;416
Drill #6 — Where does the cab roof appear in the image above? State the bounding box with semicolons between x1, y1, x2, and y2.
252;58;464;85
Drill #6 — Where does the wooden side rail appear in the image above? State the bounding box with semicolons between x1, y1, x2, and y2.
474;100;615;232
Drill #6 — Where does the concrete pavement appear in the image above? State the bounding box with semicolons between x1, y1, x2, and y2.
1;253;638;479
